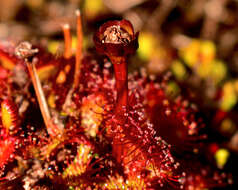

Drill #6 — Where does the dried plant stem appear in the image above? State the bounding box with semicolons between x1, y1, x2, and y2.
26;59;56;137
62;24;72;59
73;10;83;89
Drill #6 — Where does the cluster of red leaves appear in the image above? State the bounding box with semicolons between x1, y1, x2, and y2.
0;33;233;190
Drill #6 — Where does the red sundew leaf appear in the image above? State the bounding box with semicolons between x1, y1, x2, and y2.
0;136;17;168
145;82;205;151
1;99;19;134
0;66;8;79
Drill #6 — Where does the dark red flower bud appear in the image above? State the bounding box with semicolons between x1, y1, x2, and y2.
93;19;139;61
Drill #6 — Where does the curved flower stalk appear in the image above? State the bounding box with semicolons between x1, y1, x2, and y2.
94;19;138;120
93;19;140;169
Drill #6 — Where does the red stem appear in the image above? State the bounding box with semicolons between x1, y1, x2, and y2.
111;57;128;163
112;59;128;121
